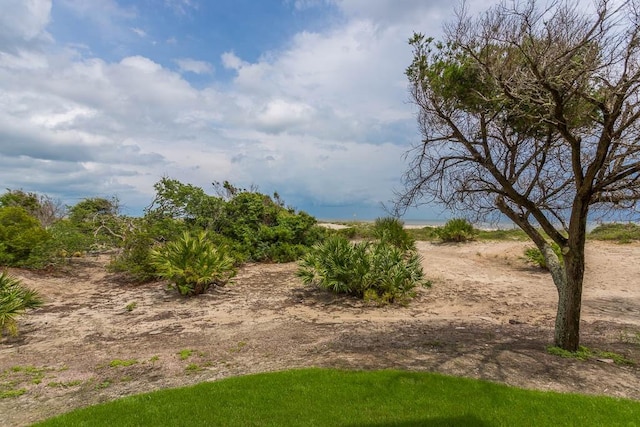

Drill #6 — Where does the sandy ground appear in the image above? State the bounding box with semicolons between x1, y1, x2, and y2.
1;240;640;426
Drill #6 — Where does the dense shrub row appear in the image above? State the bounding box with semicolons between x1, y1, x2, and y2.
0;181;326;293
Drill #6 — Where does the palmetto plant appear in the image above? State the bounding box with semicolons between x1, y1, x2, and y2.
372;217;416;251
151;231;236;296
297;236;426;303
0;271;43;336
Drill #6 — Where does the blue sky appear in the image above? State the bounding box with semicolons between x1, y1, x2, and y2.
0;0;494;219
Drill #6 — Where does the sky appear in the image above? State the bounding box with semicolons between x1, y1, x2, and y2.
0;0;495;219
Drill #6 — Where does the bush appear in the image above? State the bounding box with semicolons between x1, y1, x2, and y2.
524;243;563;270
0;207;50;267
109;228;158;283
0;271;43;336
373;217;416;251
66;197;127;249
297;236;426;304
589;223;640;243
437;218;477;242
144;178;326;264
24;219;96;268
151;231;236;296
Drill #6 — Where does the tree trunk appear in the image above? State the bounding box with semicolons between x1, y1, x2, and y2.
553;251;584;351
551;204;588;351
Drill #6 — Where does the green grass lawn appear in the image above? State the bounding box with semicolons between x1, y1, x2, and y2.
35;368;640;426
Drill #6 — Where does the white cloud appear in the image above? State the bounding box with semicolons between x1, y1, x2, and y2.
0;0;52;46
0;0;461;216
223;18;418;142
256;99;315;134
174;58;214;75
221;51;247;70
131;27;147;37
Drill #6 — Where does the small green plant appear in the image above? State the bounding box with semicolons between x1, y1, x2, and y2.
108;359;138;368
547;346;634;365
178;349;194;360
95;380;112;389
151;231;237;296
0;271;44;336
149;355;160;364
546;345;592;360
1;365;48;399
372;217;416;251
0;388;26;399
185;363;201;373
125;301;137;312
298;236;426;303
437;218;477;242
524;243;563;270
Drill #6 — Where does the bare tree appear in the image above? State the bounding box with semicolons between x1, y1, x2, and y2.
396;0;640;350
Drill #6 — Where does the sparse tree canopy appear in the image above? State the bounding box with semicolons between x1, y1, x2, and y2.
0;189;64;228
397;0;640;350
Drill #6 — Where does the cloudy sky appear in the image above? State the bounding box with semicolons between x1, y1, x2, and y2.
0;0;494;219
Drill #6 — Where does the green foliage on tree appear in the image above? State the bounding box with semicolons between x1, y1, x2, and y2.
0;179;323;279
397;0;640;350
0;207;50;267
0;189;63;229
151;231;236;296
66;197;126;249
0;271;43;336
143;178;324;264
0;190;40;215
297;236;426;304
146;178;225;230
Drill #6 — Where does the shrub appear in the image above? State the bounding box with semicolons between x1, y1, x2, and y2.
406;226;440;241
524;243;563;270
151;231;236;296
0;207;50;267
373;217;416;251
0;271;43;336
589;223;640;243
297;236;426;304
335;226;358;239
0;189;64;228
147;178;324;263
66;197;126;249
24;219;96;268
109;228;158;283
437;218;477;242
